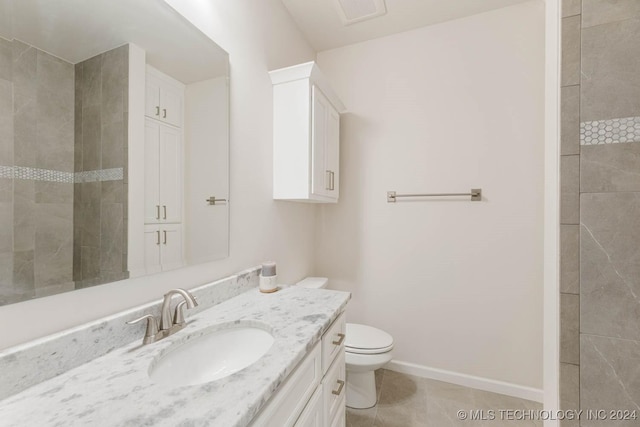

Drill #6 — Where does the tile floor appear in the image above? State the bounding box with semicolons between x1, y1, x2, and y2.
346;369;543;427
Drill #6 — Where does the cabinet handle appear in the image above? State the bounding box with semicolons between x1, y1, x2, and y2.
332;379;345;396
325;170;332;190
163;205;167;220
156;205;160;219
156;230;160;245
155;106;160;116
332;333;345;346
163;108;167;119
330;171;335;191
163;230;167;245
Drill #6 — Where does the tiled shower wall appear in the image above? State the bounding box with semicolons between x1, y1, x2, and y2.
73;45;129;288
560;1;640;425
0;39;129;304
0;39;75;304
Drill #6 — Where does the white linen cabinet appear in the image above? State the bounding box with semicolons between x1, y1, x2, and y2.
144;66;184;273
145;65;183;127
270;62;346;203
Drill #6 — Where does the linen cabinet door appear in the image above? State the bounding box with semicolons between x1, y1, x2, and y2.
159;125;182;224
144;120;161;224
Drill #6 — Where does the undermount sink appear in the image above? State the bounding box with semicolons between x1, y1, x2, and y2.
149;325;275;387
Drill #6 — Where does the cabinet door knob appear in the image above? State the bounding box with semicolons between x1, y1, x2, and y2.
156;230;160;245
163;205;167;220
332;379;345;396
163;230;167;245
155;106;160;116
332;333;345;346
163;108;167;119
156;205;160;220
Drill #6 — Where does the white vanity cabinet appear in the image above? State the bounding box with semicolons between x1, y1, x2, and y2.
143;223;183;273
270;62;345;203
251;312;347;427
145;66;184;128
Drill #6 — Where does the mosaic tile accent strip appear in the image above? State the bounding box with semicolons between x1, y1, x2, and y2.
74;168;124;183
14;167;74;183
0;167;124;183
0;166;12;179
580;116;640;145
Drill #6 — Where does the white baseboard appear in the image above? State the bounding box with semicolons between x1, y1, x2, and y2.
385;360;544;403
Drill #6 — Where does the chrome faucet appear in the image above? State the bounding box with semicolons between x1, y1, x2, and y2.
127;288;198;345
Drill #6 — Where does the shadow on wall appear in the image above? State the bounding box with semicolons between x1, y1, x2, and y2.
315;113;368;296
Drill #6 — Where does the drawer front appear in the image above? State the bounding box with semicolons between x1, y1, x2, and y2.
322;351;346;422
329;396;346;427
321;312;346;374
251;343;321;427
293;385;324;427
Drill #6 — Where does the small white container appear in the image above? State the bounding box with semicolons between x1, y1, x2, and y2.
259;275;278;293
259;261;278;293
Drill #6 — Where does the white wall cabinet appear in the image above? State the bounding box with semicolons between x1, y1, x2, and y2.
270;62;345;203
144;119;182;224
144;224;183;273
250;312;346;427
145;66;184;128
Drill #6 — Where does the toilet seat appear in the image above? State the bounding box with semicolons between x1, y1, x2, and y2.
345;323;394;355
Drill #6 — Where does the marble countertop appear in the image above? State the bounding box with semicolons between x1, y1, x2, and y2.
0;286;350;427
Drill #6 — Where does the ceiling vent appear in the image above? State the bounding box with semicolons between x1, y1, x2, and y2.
333;0;387;25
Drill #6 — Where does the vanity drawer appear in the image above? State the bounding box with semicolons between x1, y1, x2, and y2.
321;312;346;374
322;351;346;423
293;384;324;427
251;342;321;427
329;395;346;427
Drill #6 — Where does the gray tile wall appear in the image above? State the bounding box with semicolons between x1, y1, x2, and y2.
73;45;129;287
0;39;129;305
0;39;75;304
560;3;581;424
561;1;640;424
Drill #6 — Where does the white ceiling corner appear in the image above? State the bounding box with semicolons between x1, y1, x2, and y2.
281;0;533;52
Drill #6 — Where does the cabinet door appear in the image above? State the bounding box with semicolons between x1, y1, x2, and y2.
311;86;329;198
294;386;323;427
143;225;161;274
326;107;340;199
161;85;183;128
159;125;182;223
160;224;183;271
145;75;162;120
144;120;161;223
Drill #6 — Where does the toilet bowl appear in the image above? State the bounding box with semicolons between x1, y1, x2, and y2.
295;277;394;409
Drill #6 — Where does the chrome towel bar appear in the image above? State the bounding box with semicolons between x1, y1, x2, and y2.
387;188;482;203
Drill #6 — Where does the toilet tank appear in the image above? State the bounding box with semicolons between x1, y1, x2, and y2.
296;277;328;289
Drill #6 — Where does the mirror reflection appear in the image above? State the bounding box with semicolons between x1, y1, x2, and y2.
0;0;230;305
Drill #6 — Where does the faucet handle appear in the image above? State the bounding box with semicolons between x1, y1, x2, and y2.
173;301;187;326
127;315;159;345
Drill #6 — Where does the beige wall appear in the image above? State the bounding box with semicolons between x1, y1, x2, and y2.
316;1;545;389
0;0;317;350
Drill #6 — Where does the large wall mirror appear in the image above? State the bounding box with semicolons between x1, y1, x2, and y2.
0;0;230;305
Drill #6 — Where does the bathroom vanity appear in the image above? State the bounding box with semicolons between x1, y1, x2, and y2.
0;268;350;427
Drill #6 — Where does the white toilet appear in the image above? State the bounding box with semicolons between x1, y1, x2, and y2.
295;277;394;409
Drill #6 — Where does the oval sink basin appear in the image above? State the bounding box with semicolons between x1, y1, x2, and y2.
149;326;274;387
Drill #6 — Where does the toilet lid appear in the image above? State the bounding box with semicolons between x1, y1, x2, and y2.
345;323;393;355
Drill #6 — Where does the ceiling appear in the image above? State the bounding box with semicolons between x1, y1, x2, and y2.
1;0;228;84
281;0;532;52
